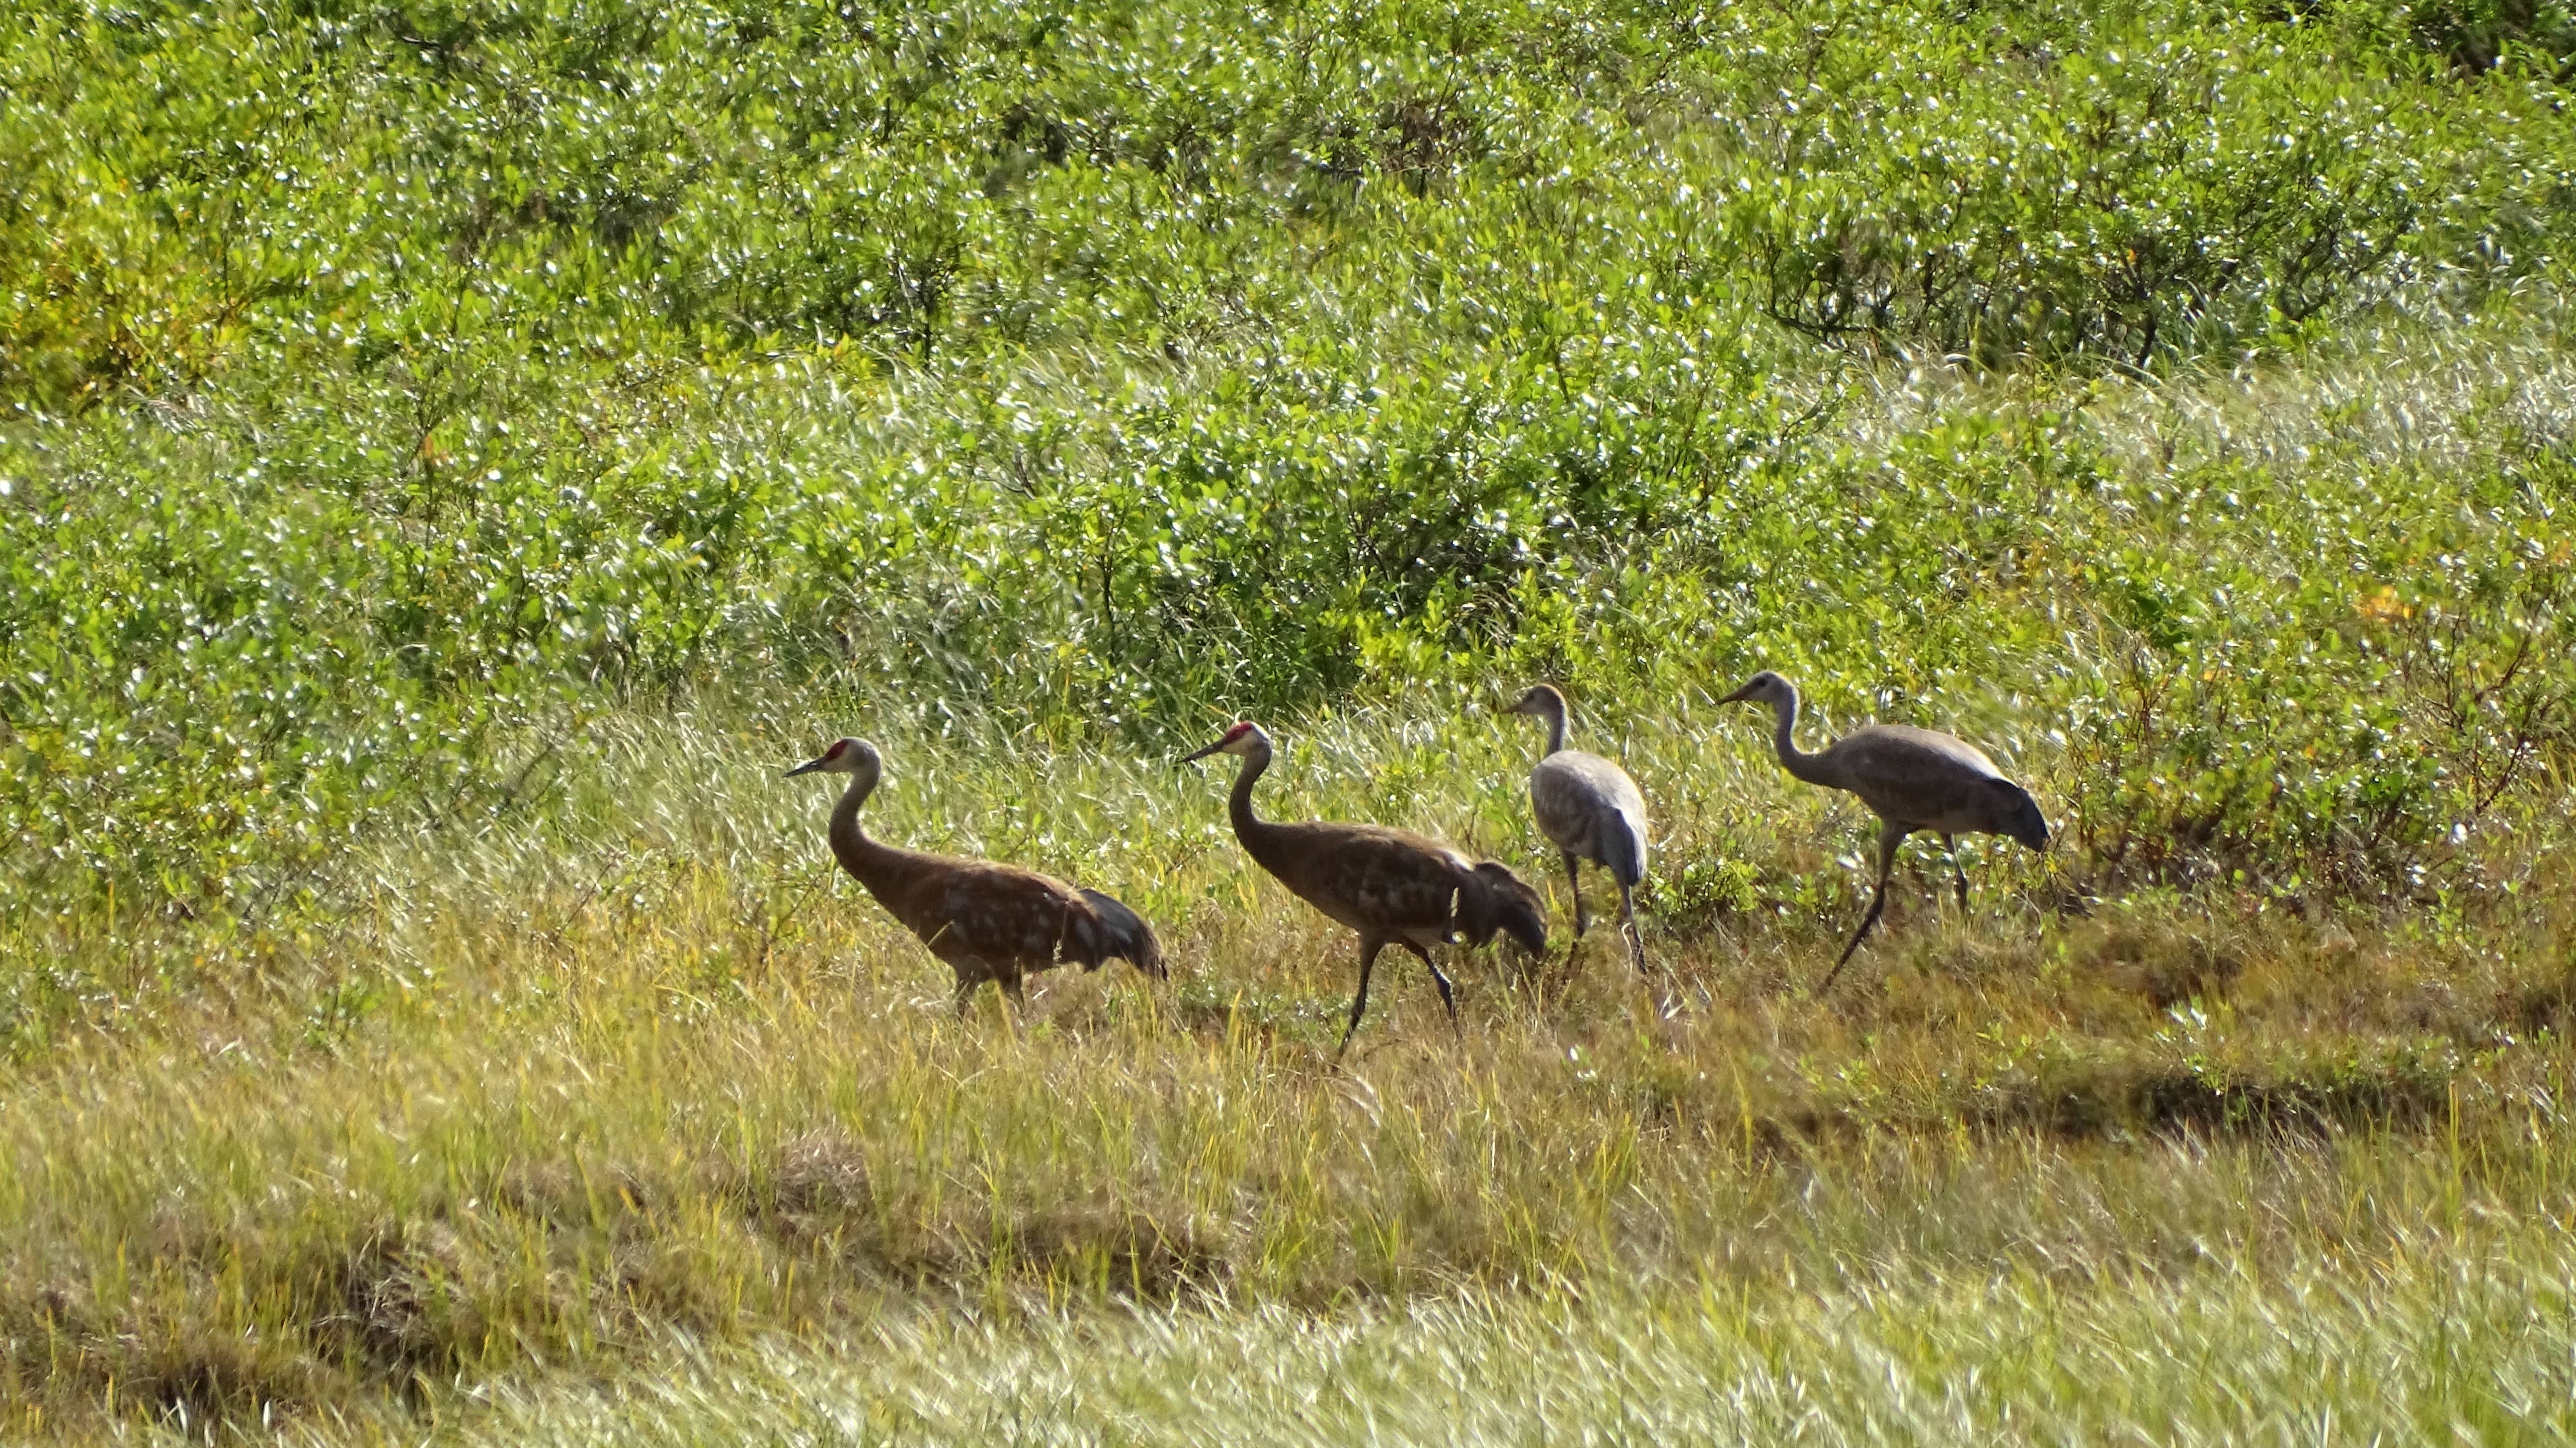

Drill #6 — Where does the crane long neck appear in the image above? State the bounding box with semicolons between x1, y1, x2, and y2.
825;771;903;886
1535;695;1568;757
1226;743;1279;849
1770;691;1831;785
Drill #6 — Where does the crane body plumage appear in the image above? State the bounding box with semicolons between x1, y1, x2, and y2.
1185;722;1545;1055
1508;684;1650;975
1719;672;2046;991
787;738;1163;1011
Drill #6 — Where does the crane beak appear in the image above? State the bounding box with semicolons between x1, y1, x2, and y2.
783;757;828;777
1179;739;1225;764
1715;681;1757;705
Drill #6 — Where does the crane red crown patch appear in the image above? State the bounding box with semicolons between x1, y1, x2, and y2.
1222;722;1255;742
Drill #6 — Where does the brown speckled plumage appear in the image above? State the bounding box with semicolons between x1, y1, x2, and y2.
787;738;1163;1011
1184;722;1545;1055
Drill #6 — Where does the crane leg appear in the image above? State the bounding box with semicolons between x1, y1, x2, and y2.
1616;878;1646;978
1818;822;1909;995
1941;834;1970;913
1338;937;1388;1060
1400;940;1461;1036
1562;852;1590;941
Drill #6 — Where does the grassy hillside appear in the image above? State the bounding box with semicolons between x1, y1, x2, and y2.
6;0;2576;1438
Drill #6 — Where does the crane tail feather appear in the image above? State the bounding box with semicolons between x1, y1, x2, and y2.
1989;779;2050;851
1077;888;1166;979
1598;808;1648;889
1460;861;1548;958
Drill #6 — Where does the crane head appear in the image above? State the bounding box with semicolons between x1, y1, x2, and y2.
1504;682;1565;717
1181;721;1269;764
784;737;882;780
1716;670;1794;709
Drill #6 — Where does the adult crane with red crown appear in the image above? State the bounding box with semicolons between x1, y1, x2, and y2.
1183;721;1545;1056
787;737;1163;1012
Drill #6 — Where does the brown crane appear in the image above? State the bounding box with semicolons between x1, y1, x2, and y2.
1182;721;1546;1055
1716;672;2048;992
1506;683;1650;976
786;737;1163;1012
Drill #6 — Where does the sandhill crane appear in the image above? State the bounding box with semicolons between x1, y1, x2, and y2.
1182;721;1546;1056
1505;683;1649;976
786;738;1163;1012
1716;672;2048;992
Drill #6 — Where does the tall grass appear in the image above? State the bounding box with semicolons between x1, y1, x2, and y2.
9;0;2576;1436
9;312;2576;1435
353;1235;2576;1446
5;683;2575;1437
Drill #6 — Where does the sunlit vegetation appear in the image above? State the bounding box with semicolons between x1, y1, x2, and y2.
5;0;2576;1438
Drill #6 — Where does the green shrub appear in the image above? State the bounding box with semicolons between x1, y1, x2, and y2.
3;0;2574;914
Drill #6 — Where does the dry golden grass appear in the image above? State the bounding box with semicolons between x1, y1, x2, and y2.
3;706;2572;1440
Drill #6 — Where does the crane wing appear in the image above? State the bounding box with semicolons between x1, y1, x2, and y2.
1270;823;1473;935
1820;725;2019;833
1530;751;1650;884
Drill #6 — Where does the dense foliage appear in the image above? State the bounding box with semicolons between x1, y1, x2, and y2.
4;0;2575;912
12;2;2576;1437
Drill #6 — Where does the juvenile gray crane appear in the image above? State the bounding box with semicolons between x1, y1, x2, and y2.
786;738;1163;1012
1505;683;1650;976
1716;672;2048;992
1182;721;1546;1056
